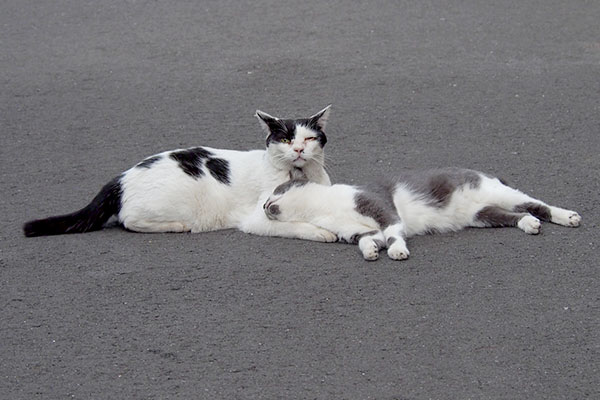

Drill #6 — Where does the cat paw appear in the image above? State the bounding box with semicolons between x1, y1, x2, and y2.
567;212;582;227
550;207;582;227
359;238;380;261
313;228;338;243
361;244;380;261
518;215;541;234
387;245;410;261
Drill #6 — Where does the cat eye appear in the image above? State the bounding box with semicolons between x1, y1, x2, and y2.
280;138;291;144
305;137;317;142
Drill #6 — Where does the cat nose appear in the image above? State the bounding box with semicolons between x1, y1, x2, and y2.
293;147;304;154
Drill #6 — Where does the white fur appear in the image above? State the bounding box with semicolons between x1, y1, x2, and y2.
264;171;581;260
395;175;516;235
359;234;382;261
548;206;581;226
118;107;335;241
518;215;541;234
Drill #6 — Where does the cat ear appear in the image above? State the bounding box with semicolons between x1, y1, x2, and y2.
308;104;331;132
255;110;279;136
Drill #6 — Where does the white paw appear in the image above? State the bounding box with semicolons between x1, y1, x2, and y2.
518;215;541;234
314;228;338;243
567;212;581;227
550;207;582;227
387;243;410;260
361;242;379;261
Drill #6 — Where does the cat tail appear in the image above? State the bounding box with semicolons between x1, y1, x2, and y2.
23;176;123;237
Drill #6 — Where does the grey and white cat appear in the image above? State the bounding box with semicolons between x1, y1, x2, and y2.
264;168;582;260
24;106;337;242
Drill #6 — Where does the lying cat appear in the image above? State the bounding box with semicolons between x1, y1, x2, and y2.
24;106;337;242
263;168;581;260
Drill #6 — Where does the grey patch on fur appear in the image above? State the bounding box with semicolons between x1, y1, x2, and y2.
373;239;386;250
476;206;526;227
514;202;551;221
387;237;397;247
354;191;398;229
395;168;482;208
289;167;306;181
363;178;397;211
349;230;379;244
273;179;309;195
267;204;280;216
136;155;162;169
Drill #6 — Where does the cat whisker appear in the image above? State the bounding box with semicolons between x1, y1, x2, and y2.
310;156;335;180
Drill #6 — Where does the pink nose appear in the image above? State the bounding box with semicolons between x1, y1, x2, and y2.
294;147;303;154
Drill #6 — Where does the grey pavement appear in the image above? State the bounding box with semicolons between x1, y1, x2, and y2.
2;1;599;399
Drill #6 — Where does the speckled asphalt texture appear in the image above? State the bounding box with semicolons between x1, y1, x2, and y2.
2;1;599;399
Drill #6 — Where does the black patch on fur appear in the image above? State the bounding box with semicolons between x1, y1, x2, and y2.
264;118;327;148
169;147;213;178
514;202;552;221
475;206;525;228
298;118;327;147
206;158;231;185
274;179;309;195
265;119;298;146
498;177;510;186
387;237;397;247
354;191;398;229
136;155;162;169
23;176;123;237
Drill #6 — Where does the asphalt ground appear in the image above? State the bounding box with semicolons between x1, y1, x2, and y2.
2;1;599;399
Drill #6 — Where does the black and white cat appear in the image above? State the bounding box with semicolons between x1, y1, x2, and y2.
23;106;337;242
263;168;582;260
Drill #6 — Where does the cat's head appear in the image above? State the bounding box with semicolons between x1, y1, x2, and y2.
255;105;330;170
263;178;321;222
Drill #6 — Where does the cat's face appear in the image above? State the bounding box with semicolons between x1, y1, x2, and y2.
256;106;330;169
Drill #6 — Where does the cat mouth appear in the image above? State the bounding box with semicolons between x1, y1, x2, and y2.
292;156;307;165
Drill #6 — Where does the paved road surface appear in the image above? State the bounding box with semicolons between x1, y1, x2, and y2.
2;1;598;399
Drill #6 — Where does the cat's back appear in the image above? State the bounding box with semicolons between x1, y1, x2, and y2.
391;167;483;205
123;146;264;182
394;167;481;196
118;146;268;231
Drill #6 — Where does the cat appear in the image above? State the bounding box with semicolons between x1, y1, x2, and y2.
263;167;582;260
23;106;338;242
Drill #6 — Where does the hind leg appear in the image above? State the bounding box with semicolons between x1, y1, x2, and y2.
514;202;581;227
475;206;541;234
122;219;190;233
483;178;581;228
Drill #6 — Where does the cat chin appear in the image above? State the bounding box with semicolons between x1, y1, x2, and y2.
292;158;307;167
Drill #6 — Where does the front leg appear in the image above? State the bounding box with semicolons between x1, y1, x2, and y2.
382;223;410;260
238;210;337;242
355;230;386;261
